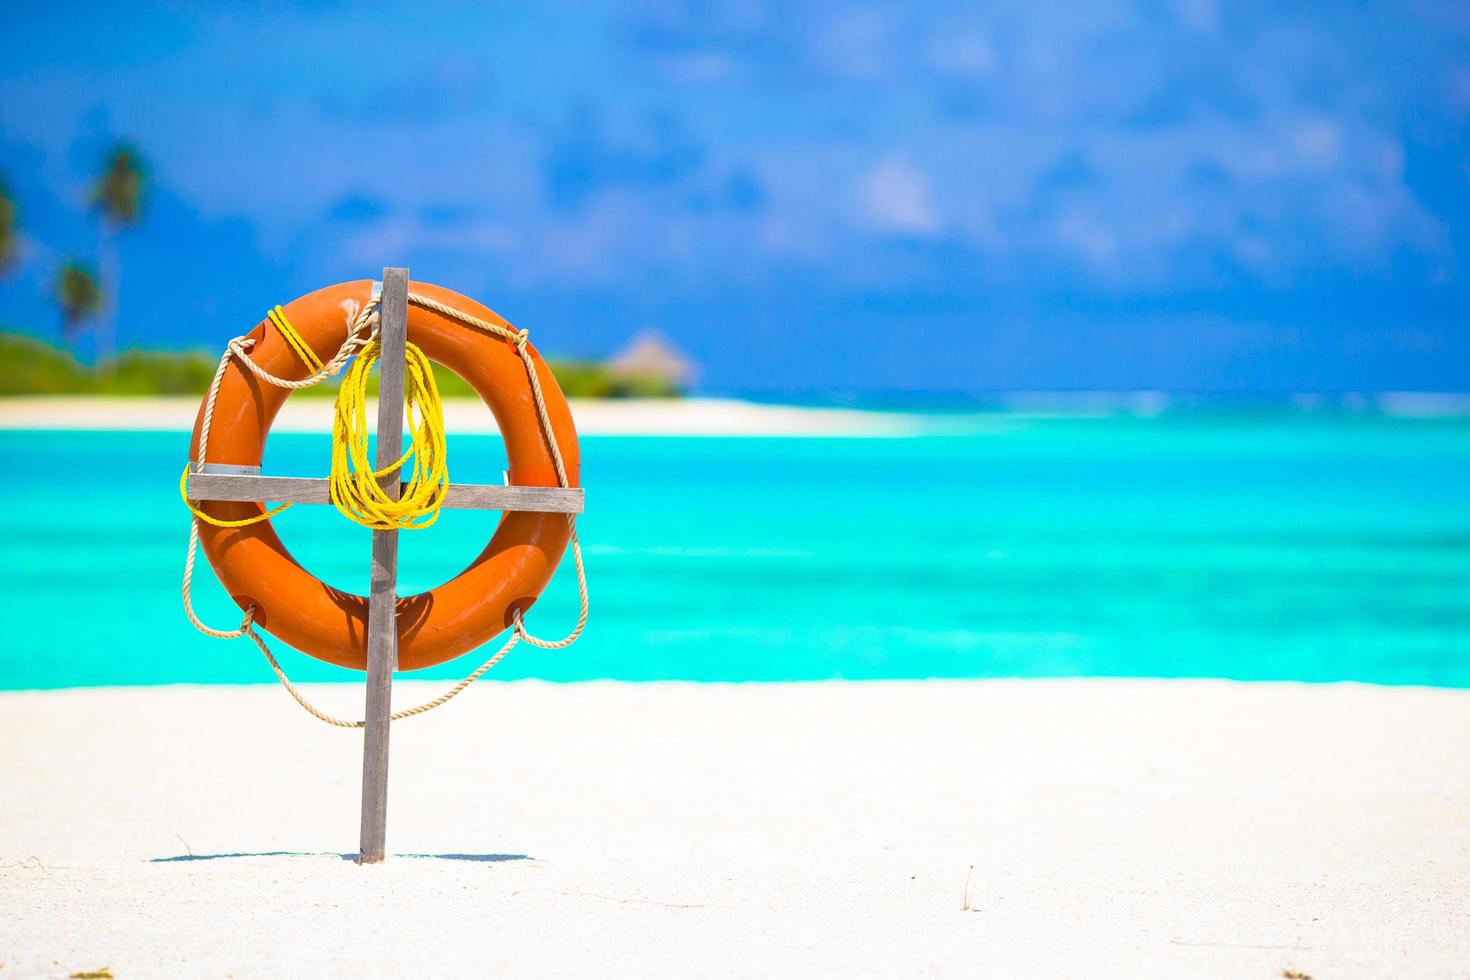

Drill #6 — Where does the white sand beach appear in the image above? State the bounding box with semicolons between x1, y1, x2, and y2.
2;679;1466;978
0;396;927;437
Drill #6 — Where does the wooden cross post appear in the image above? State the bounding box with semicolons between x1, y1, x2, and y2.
359;266;408;863
186;266;585;864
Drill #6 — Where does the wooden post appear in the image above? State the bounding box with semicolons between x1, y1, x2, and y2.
359;267;408;864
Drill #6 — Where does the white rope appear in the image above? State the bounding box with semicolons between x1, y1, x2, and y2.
246;626;519;728
403;292;589;650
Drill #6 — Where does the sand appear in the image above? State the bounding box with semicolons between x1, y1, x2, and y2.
0;396;926;437
1;678;1466;978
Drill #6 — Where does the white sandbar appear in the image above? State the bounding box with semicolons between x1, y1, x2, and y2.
0;396;926;437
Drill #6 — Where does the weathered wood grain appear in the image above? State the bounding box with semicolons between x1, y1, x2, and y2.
186;473;584;514
359;267;408;865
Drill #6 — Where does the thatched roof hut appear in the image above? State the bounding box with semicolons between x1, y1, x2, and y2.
606;331;698;389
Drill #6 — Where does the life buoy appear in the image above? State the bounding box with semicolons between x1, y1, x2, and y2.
187;279;579;672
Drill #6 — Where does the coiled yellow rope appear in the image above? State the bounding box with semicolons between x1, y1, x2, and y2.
181;304;451;531
329;337;449;530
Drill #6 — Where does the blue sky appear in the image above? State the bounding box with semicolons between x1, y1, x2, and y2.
1;1;1467;395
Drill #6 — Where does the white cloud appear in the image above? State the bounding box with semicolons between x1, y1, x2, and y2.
926;31;996;77
811;10;899;82
657;51;736;84
1052;211;1119;265
1288;118;1342;169
856;157;941;237
1174;0;1219;32
2;0;1456;294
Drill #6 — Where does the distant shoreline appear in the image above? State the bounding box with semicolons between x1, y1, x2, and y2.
0;395;929;437
3;394;1469;438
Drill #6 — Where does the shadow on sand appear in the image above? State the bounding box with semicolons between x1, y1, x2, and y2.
149;851;531;863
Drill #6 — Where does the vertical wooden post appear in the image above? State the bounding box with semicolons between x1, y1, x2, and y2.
359;267;408;864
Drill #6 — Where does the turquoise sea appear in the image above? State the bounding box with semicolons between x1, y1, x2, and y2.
4;415;1468;690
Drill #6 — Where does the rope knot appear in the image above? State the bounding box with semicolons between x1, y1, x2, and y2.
226;336;257;359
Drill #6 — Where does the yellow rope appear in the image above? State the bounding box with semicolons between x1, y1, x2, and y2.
269;305;323;374
329;338;449;530
179;464;293;527
183;305;451;532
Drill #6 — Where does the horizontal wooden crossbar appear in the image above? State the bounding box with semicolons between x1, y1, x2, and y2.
187;472;583;514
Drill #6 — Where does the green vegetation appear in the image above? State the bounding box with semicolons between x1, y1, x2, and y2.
0;332;215;395
0;332;90;394
548;359;683;398
0;331;680;398
98;348;221;395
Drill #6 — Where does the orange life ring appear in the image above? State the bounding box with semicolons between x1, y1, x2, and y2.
187;279;579;672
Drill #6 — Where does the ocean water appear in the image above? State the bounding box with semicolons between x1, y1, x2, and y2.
3;416;1468;690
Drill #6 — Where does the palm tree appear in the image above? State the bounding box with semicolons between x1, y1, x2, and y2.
89;143;146;363
0;176;17;278
56;260;103;347
0;177;17;325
